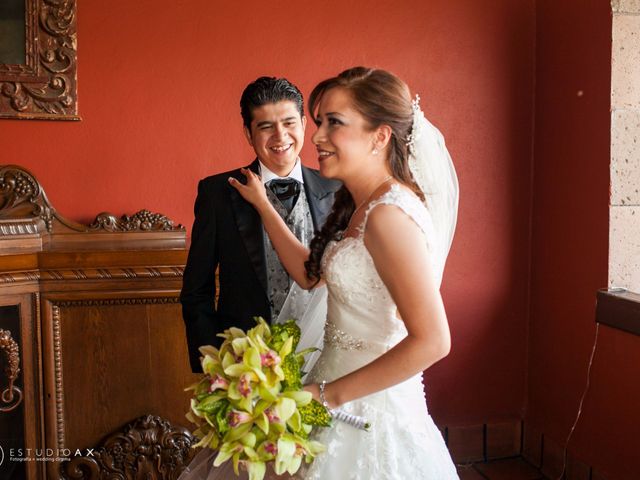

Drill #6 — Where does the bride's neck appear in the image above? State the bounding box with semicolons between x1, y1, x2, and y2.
346;173;394;207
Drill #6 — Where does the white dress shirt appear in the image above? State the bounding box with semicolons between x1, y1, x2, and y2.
258;158;304;185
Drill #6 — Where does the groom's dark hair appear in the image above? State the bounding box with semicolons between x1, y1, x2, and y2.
240;76;304;130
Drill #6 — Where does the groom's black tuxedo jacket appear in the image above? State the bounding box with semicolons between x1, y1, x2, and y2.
181;159;339;372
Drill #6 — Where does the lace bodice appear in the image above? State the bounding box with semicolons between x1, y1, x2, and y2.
311;185;439;379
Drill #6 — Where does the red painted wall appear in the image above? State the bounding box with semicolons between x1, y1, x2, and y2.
0;1;535;425
529;1;640;478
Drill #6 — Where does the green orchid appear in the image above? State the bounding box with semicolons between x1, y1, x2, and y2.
222;351;238;370
277;335;294;360
185;318;331;480
274;432;315;475
190;398;204;418
199;345;220;358
257;382;281;403
224;347;267;382
286;409;302;432
219;326;247;342
255;439;278;461
223;421;253;443
244;460;266;480
202;356;226;378
281;390;312;406
192;427;218;450
247;321;272;351
213;440;244;467
274;396;296;423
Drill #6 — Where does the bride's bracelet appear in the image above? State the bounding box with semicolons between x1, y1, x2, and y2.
319;381;330;409
320;380;371;432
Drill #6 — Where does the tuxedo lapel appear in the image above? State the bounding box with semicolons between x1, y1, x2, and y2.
301;166;336;230
230;160;268;295
230;162;334;297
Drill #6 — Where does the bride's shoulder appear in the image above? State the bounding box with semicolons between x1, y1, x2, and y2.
367;183;429;220
364;183;434;240
376;183;424;206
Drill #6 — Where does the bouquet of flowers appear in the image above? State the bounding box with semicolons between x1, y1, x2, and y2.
185;318;332;480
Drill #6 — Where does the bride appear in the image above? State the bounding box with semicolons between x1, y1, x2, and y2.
185;66;460;479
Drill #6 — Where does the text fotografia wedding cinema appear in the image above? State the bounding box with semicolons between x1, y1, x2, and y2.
0;445;95;464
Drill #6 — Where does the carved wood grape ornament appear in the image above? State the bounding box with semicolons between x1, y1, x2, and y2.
0;165;185;234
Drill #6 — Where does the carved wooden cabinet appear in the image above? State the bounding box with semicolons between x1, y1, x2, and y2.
0;166;198;479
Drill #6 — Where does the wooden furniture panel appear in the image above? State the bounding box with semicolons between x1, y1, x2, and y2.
50;298;195;451
0;294;41;480
0;165;198;479
148;303;199;428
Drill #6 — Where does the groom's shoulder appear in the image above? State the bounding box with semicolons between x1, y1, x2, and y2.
198;166;247;191
301;165;342;193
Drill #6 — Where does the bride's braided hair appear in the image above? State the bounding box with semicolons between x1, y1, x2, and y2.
305;67;425;282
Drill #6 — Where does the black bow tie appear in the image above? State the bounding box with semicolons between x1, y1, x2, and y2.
267;178;301;214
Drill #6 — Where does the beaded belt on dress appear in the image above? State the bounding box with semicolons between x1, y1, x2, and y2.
323;320;369;351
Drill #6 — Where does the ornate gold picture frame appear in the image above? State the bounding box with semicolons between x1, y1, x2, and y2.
0;0;78;120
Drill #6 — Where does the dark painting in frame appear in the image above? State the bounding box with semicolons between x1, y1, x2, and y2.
0;0;78;120
0;0;26;65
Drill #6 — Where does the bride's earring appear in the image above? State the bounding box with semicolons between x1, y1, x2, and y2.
372;148;379;155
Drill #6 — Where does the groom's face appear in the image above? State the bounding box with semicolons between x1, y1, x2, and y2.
243;100;306;177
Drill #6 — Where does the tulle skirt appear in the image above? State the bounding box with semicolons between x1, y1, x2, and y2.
179;374;458;480
298;373;459;480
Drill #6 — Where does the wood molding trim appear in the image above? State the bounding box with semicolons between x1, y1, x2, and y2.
596;288;640;336
51;304;66;449
0;266;185;285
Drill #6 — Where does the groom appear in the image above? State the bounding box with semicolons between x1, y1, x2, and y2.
181;76;339;372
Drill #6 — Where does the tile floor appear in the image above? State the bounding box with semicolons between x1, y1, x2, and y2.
457;456;549;480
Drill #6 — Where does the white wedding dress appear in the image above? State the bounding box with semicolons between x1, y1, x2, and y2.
296;185;459;480
178;185;459;480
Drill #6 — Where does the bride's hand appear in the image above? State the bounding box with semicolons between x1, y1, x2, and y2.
228;167;270;212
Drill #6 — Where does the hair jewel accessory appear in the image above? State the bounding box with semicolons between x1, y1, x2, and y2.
406;94;422;156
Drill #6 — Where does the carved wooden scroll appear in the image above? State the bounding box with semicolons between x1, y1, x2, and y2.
61;415;197;480
0;328;23;412
0;0;79;120
0;163;71;232
0;165;186;251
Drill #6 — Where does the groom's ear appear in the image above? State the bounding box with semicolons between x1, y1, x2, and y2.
301;115;307;131
243;125;254;147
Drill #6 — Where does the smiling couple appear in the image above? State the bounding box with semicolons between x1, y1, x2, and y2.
180;69;460;479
